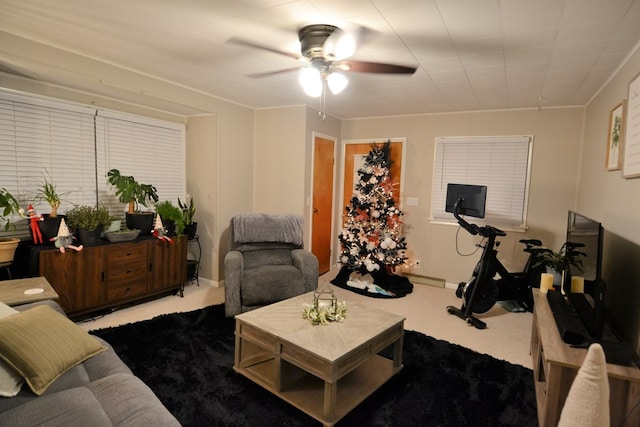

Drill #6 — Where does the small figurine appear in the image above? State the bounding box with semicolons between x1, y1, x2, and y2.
27;204;44;245
152;215;172;243
50;218;83;253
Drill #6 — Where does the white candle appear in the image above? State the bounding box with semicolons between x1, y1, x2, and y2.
540;273;554;294
571;276;585;293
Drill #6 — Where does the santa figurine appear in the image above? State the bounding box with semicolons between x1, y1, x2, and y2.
152;215;172;243
50;218;83;253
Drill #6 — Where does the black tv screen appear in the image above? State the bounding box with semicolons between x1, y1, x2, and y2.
566;211;603;283
445;184;487;219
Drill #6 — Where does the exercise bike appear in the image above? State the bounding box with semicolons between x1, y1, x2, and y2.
446;200;550;329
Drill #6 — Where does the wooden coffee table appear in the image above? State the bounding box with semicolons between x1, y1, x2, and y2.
0;276;59;306
234;292;405;426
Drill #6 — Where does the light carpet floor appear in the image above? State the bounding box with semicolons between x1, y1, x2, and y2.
77;271;533;369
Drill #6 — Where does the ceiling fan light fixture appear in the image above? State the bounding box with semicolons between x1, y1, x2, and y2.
327;72;348;94
333;34;356;60
299;67;322;97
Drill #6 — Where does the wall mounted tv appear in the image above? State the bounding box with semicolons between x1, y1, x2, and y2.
445;184;487;219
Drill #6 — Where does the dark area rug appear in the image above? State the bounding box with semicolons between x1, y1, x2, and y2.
92;305;537;427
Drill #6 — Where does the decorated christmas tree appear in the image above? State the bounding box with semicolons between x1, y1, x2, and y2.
331;141;413;297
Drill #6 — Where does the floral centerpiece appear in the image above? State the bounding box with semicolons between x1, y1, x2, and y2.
302;285;347;325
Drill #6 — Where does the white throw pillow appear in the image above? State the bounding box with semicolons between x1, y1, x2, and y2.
557;343;610;427
0;302;24;397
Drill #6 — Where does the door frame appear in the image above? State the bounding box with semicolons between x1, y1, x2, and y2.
309;132;338;269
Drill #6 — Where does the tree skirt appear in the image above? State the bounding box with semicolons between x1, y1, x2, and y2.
330;265;413;298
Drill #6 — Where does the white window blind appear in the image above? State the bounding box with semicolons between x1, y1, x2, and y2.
0;93;97;237
0;90;186;237
431;136;532;228
96;111;185;219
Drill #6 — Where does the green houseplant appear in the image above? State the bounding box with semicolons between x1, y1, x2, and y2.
34;172;67;241
65;205;112;246
535;241;586;291
107;169;159;235
0;188;20;232
155;200;184;236
178;196;197;239
0;188;21;263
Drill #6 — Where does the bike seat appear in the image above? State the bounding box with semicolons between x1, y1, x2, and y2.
519;238;542;247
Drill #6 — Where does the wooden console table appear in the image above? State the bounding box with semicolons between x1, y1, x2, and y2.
530;289;640;426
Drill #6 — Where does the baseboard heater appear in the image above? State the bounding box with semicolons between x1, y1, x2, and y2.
400;272;445;288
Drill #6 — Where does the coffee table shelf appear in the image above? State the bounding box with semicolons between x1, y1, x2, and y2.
234;293;405;426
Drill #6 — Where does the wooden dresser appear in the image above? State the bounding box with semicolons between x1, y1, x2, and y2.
38;236;187;318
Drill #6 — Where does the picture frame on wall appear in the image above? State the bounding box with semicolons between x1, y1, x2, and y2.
606;101;625;171
623;72;640;178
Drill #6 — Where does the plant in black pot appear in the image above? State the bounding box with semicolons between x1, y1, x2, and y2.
107;169;159;235
0;188;21;263
33;171;67;242
178;196;197;239
155;200;184;236
65;205;112;246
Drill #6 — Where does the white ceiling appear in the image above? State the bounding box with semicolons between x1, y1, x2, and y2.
0;0;639;119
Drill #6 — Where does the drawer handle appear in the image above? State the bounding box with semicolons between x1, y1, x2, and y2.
126;269;132;274
101;270;105;282
126;251;132;256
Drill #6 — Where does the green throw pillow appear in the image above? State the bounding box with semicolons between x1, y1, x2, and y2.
0;304;106;395
0;302;23;397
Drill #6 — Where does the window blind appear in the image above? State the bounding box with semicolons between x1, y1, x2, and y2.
431;136;532;228
0;90;186;238
96;111;185;219
0;93;97;237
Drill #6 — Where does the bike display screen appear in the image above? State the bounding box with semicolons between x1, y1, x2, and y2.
445;183;487;219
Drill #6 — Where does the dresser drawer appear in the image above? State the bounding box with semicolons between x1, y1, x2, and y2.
107;243;147;285
107;243;146;265
107;279;147;301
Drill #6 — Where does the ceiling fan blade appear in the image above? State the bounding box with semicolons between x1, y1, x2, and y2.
246;66;303;78
227;37;301;60
339;60;417;74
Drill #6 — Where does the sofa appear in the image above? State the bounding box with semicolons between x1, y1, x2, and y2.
224;213;319;317
0;300;179;427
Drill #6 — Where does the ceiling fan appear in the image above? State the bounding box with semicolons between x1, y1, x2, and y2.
228;24;417;97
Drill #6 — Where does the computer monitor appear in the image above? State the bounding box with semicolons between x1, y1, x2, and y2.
445;183;487;219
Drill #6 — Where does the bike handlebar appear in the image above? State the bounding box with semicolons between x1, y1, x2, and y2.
453;200;505;238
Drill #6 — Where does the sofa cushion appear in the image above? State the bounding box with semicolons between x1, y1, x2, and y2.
0;386;113;427
241;265;307;306
0;302;22;398
87;372;180;426
0;305;106;395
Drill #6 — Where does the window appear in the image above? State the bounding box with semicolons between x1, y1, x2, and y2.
0;90;185;237
431;136;532;229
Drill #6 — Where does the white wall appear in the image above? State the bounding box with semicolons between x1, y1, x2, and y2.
341;108;584;285
579;47;640;243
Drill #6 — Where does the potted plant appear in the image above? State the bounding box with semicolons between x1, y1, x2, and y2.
0;188;21;263
536;241;586;291
155;200;184;236
106;169;159;235
178;196;197;239
65;205;113;246
33;171;67;242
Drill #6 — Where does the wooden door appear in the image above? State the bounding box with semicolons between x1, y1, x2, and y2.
311;136;335;274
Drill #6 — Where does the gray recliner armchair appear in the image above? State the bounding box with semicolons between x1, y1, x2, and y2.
224;213;319;317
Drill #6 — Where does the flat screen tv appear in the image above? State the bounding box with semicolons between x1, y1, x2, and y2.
445;183;487;219
566;211;605;339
